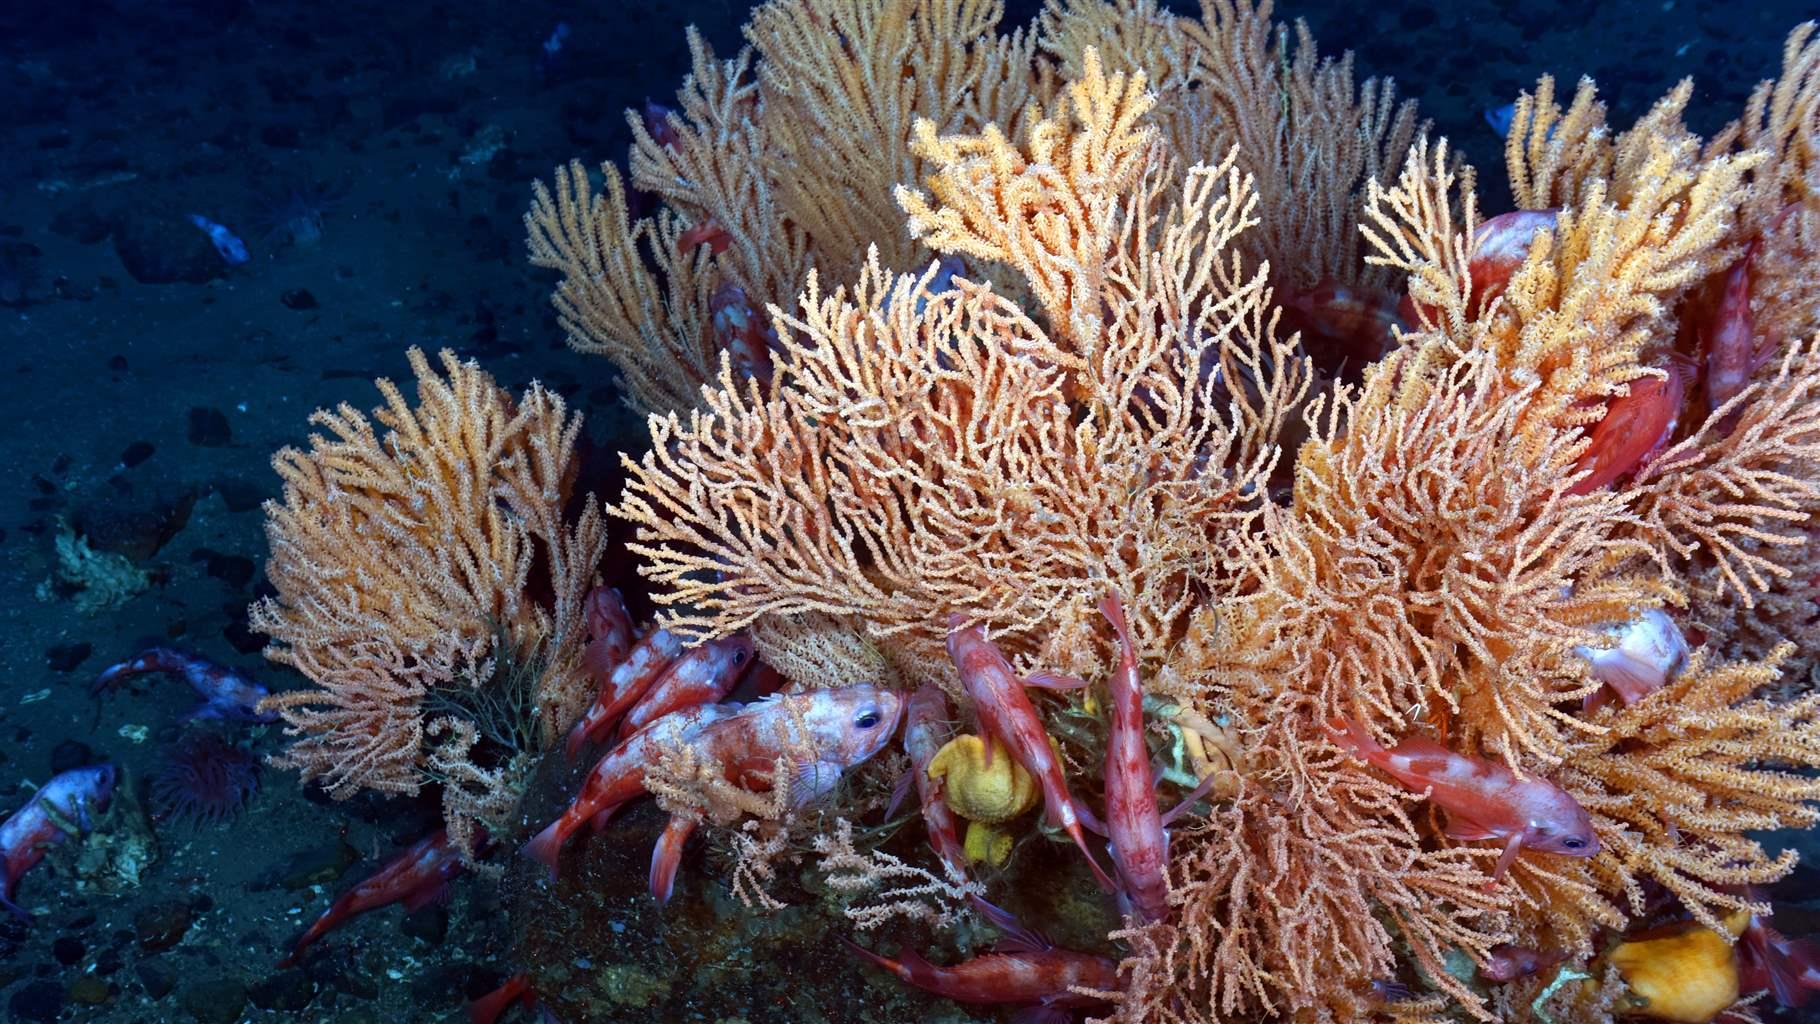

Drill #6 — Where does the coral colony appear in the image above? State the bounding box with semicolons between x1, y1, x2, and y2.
241;1;1820;1020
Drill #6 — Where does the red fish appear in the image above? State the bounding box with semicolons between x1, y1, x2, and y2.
642;99;681;152
946;616;1117;892
93;647;277;722
612;633;753;745
527;686;904;897
1480;943;1566;982
468;972;534;1024
1099;593;1221;923
900;684;970;882
580;587;634;686
710;284;776;386
564;628;685;761
1740;911;1820;1008
0;764;116;918
1703;247;1762;414
1567;359;1691;494
279;828;467;968
678;217;731;256
1327;718;1598;882
844;898;1117;1021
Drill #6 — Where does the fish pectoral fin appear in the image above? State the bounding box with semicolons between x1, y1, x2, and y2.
1010;1007;1073;1024
1022;671;1089;692
787;760;845;806
1489;832;1526;884
1443;816;1502;842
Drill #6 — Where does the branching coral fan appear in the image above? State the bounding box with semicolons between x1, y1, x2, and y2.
242;0;1820;1019
510;0;1820;1020
252;348;608;860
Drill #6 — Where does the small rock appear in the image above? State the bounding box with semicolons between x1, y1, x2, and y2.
179;977;247;1024
67;974;110;1005
52;935;83;965
8;979;63;1022
133;900;192;952
280;288;318;310
118;441;155;469
45;642;91;672
249;969;316;1012
186;407;232;447
112;213;224;285
137;960;176;999
274;839;359;891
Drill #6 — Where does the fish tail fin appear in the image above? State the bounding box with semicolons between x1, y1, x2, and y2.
522;819;568;882
1069;822;1120;894
1325;717;1380;760
839;936;902;978
562;720;587;761
648;816;697;905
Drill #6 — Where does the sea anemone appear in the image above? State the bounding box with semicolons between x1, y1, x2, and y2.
150;730;259;825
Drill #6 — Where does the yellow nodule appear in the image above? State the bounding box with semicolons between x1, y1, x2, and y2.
963;820;1014;866
927;733;1041;825
1606;914;1744;1024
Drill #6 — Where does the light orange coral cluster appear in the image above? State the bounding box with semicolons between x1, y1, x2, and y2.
522;0;1820;1021
252;348;608;858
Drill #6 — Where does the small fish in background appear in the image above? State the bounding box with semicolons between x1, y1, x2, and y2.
93;647;278;723
186;213;249;266
537;21;572;82
1485;101;1517;137
278;827;469;968
0;764;118;918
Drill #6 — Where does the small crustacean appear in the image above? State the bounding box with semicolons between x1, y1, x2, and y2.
1567;359;1694;495
946;616;1119;892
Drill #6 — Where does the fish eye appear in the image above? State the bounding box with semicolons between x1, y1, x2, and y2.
1561;836;1586;850
854;710;881;729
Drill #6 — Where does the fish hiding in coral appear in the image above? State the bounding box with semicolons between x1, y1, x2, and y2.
92;647;277;722
527;684;903;900
946;616;1118;892
0;763;117;918
278;828;467;968
1327;718;1598;881
563;624;684;761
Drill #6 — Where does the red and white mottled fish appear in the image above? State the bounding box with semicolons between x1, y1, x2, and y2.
527;685;904;899
1576;608;1689;711
710;284;776;386
844;898;1118;1023
946;615;1117;892
899;684;970;882
1703;246;1763;414
612;633;753;745
278;828;467;968
1099;594;1219;923
1567;359;1692;495
0;764;116;918
93;648;277;722
580;587;634;687
1480;943;1565;983
677;216;732;256
1327;718;1599;882
564;627;685;761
